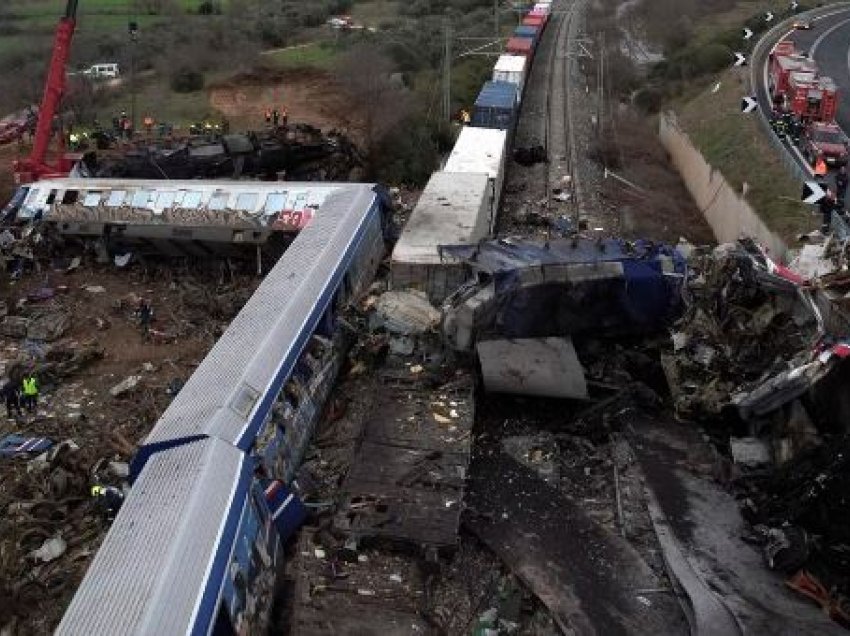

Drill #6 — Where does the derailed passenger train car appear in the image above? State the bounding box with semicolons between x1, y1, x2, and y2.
56;183;389;636
6;178;355;258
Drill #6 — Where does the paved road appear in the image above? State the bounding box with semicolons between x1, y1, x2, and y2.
788;9;850;134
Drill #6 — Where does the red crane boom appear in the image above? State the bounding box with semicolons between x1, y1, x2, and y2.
13;0;79;184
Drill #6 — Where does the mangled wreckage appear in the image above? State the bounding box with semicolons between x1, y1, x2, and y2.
427;232;850;629
442;237;688;351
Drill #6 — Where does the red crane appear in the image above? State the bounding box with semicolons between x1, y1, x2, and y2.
13;0;79;184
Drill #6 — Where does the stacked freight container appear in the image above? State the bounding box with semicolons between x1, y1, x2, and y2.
391;172;491;302
390;0;551;300
443;126;508;234
472;81;518;130
493;54;527;101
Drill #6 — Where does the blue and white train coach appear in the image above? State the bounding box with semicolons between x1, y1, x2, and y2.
56;183;389;636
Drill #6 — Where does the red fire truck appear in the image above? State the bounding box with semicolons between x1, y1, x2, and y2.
768;40;838;123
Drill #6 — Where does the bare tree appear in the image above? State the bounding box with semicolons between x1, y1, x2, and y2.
334;44;416;162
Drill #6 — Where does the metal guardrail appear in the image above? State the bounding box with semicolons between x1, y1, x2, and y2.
748;3;850;184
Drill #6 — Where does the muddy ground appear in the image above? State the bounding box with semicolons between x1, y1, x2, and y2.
0;257;259;634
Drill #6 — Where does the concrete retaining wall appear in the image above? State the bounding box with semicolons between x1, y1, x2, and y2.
659;112;789;262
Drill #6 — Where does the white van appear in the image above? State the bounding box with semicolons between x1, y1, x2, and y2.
83;63;120;79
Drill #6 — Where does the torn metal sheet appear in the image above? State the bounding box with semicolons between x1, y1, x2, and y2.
733;357;837;420
477;337;588;399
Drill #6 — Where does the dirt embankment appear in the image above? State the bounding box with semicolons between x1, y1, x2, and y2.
208;67;361;140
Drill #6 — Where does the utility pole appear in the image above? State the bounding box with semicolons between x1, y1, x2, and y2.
129;20;139;133
494;0;500;39
597;31;605;139
442;20;452;122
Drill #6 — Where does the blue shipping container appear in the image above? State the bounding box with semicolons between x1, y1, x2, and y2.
472;81;517;130
514;25;539;46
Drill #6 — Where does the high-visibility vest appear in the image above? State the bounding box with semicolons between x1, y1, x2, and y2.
91;485;105;497
815;157;828;176
22;377;37;396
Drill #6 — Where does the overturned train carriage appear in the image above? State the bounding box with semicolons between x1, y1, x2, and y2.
7;178;358;259
56;184;389;636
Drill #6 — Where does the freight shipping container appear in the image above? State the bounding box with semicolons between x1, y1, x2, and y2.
506;36;534;57
514;25;539;47
493;54;527;101
391;171;491;302
523;15;546;28
472;81;518;130
443;127;508;232
529;9;549;23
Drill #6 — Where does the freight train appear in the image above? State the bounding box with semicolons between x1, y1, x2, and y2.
391;0;552;302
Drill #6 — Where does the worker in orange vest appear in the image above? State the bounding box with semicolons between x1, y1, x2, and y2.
814;155;828;177
264;108;272;125
143;115;154;135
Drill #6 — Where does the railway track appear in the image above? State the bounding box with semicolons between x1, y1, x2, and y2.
546;0;585;225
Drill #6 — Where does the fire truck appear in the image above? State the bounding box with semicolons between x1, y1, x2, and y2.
768;40;838;123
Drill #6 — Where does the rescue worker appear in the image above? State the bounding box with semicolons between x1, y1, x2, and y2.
837;165;849;209
138;299;153;340
143;115;154;135
815;154;828;177
781;111;794;138
819;188;837;233
1;378;22;419
280;106;288;127
91;484;124;521
264;108;272;125
21;373;38;413
460;109;471;125
272;108;280;127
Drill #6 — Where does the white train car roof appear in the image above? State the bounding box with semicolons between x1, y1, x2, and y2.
133;182;384;469
56;437;250;636
391;171;491;266
443;126;507;180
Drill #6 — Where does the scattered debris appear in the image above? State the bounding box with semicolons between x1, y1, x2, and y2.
372;290;441;335
109;375;142;398
0;434;54;458
29;534;67;563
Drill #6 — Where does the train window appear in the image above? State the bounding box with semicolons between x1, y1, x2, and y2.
156;191;176;210
61;190;79;204
83;191;102;207
131;190;152;208
46;190;57;204
182;191;202;208
209;192;229;211
264;192;287;215
106;190;127;207
211;605;236;636
235;192;258;211
284;380;300;409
